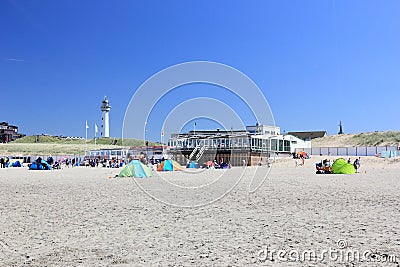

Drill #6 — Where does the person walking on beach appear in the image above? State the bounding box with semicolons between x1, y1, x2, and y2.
297;154;304;166
0;157;4;168
353;158;359;173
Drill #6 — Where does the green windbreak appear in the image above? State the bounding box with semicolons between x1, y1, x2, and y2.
332;158;355;174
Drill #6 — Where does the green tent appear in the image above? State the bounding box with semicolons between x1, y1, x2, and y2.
332;158;355;174
118;159;153;178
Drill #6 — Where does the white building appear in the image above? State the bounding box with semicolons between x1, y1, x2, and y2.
169;124;311;154
100;96;111;138
168;124;312;166
246;124;280;135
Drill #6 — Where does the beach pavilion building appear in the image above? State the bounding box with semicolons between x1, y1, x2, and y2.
168;124;311;166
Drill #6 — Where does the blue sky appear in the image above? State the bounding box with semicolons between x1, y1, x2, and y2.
1;0;399;142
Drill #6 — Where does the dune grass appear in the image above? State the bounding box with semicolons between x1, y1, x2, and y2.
12;135;161;146
352;131;400;146
312;131;400;147
4;132;399;155
1;136;162;156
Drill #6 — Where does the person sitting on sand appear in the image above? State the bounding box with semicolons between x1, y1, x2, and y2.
53;161;61;170
315;159;332;174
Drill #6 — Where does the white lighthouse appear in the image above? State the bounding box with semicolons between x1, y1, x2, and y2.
100;96;111;138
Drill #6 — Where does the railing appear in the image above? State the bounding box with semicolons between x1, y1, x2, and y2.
170;143;290;152
195;146;206;161
188;146;199;160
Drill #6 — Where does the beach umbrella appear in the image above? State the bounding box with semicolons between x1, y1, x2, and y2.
297;151;307;157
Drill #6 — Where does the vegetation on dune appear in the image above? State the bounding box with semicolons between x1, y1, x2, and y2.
313;131;400;147
0;143;94;155
13;135;85;144
0;136;162;156
352;131;400;146
11;135;161;146
4;132;400;155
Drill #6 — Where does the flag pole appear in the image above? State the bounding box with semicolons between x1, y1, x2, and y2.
94;123;97;150
161;127;165;156
85;120;88;156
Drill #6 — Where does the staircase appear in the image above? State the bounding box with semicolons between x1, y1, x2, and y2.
195;146;206;162
189;146;199;161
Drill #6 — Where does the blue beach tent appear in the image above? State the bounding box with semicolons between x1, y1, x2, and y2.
118;159;152;178
29;159;52;170
163;159;173;171
189;161;199;168
157;159;183;171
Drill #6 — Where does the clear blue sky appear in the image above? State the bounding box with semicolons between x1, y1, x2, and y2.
1;0;399;142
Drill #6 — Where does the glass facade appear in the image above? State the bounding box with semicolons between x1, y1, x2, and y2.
169;135;292;153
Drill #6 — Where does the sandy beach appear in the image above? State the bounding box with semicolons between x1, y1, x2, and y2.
1;156;399;266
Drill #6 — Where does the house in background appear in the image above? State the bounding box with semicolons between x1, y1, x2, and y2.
0;122;25;143
287;131;327;141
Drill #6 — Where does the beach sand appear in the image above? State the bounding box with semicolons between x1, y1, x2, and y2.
1;156;399;266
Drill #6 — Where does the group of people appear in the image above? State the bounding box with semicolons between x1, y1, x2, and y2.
316;159;333;174
1;155;129;170
316;157;362;174
0;156;10;168
82;157;100;167
80;156;125;168
105;158;124;168
64;157;79;168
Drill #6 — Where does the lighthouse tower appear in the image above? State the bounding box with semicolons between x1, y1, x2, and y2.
100;96;111;138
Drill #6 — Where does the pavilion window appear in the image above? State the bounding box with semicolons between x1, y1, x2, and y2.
284;140;290;152
279;140;284;151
